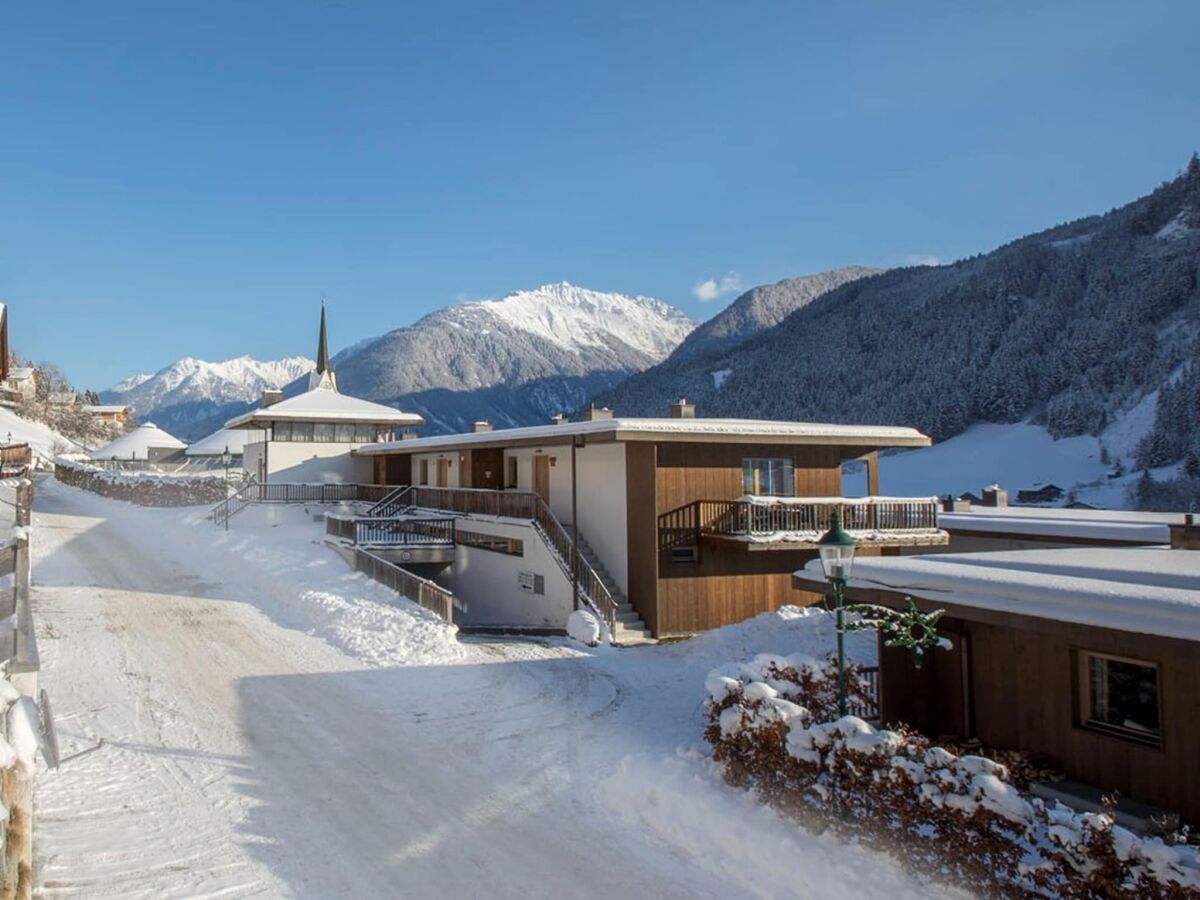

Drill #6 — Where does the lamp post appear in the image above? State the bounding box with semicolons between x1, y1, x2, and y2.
817;509;857;717
817;508;949;720
222;445;232;482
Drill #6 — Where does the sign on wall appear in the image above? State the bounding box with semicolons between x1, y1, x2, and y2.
518;571;545;595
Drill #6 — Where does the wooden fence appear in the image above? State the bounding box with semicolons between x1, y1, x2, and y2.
352;548;455;623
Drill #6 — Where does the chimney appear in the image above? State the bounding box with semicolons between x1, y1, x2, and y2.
1170;514;1200;550
262;389;283;408
582;404;612;421
981;483;1008;508
670;398;696;419
399;430;419;441
550;414;568;425
471;421;493;433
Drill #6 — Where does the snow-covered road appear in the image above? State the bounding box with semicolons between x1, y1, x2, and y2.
30;478;952;899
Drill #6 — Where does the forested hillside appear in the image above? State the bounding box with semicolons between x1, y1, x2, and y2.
595;157;1200;461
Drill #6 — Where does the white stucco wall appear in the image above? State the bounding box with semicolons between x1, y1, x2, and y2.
410;450;462;488
429;518;574;628
573;443;629;597
259;441;373;483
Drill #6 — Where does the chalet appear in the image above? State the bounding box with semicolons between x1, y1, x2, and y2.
794;531;1200;825
224;304;423;483
90;422;187;464
81;404;130;425
1016;483;1065;504
6;368;37;403
352;404;948;640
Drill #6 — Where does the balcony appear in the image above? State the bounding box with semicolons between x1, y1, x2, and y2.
661;495;949;551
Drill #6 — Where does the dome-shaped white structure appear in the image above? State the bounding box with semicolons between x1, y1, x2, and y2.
90;423;187;462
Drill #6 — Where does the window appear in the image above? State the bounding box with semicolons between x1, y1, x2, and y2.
313;423;336;443
1078;651;1161;747
273;421;292;442
670;545;699;563
292;422;314;442
356;423;378;443
505;456;519;489
742;458;795;496
419;459;430;485
335;423;356;443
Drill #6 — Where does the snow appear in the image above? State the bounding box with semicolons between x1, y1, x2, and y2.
795;547;1200;641
225;383;424;428
711;368;732;388
463;282;694;360
842;419;1182;510
1155;211;1195;241
566;609;602;645
363;417;932;455
88;422;187;460
184;426;264;456
0;406;82;459
32;480;945;898
938;506;1176;543
103;355;315;420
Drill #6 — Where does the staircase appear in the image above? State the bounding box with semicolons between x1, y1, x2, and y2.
565;526;653;645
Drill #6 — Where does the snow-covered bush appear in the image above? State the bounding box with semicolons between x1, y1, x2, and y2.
54;459;229;506
566;609;603;646
706;658;1200;897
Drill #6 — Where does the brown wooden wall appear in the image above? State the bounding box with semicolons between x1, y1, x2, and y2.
625;442;660;635
645;441;852;636
871;592;1200;823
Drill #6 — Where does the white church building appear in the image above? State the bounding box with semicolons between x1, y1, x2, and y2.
226;305;423;483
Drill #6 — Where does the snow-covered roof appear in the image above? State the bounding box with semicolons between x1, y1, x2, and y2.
940;506;1177;544
8;367;34;382
795;548;1200;642
224;384;424;429
90;423;187;460
81;404;128;414
185;426;263;456
358;418;931;455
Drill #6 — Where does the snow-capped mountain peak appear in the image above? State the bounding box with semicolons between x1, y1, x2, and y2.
450;282;694;358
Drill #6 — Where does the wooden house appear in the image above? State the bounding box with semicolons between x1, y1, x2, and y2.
81;404;130;425
354;408;947;639
794;536;1200;825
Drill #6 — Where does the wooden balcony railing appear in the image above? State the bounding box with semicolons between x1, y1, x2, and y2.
353;548;455;623
667;496;942;548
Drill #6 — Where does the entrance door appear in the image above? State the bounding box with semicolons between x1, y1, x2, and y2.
436;458;451;487
533;455;551;503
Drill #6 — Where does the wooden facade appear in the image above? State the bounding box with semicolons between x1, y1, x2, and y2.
368;433;928;638
847;585;1200;824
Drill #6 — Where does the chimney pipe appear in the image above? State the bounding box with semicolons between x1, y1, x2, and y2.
471;421;493;433
550;414;568;425
399;430;419;441
670;398;695;419
262;389;283;408
582;404;612;421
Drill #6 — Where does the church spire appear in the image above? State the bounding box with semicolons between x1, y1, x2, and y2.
316;296;330;374
308;296;338;392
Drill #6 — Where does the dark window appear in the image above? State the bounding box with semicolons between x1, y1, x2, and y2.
313;423;336;443
356;423;378;443
505;456;519;489
419;459;430;485
1080;652;1161;746
670;545;699;563
273;421;292;442
742;458;795;496
292;422;314;442
335;423;356;443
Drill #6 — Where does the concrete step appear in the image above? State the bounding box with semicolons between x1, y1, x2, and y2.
617;609;644;624
611;625;654;646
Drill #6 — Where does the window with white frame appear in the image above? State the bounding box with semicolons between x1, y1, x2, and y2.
1078;650;1161;747
741;458;795;496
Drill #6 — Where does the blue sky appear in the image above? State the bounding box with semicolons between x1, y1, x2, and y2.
2;1;1198;389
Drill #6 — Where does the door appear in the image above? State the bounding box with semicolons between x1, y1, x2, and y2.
436;458;451;487
533;455;551;503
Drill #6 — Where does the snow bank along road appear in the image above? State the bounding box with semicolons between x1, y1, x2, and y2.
30;477;950;899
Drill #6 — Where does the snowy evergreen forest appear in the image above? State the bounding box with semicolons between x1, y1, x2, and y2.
596;156;1200;472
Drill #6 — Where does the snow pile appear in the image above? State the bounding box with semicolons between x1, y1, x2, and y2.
705;652;1200;895
0;406;82;461
566;609;602;646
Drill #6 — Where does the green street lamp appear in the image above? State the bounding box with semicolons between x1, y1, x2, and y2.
818;508;948;719
817;509;857;717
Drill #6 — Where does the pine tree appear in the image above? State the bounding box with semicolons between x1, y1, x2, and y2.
1184;446;1200;480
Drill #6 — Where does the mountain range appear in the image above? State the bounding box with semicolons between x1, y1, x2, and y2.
104;283;695;439
595;156;1200;474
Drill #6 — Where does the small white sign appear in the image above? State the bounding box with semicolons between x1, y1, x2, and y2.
518;571;536;593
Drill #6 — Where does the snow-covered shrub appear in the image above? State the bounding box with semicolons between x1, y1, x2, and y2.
54;459;228;506
705;658;1200;897
566;610;603;646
